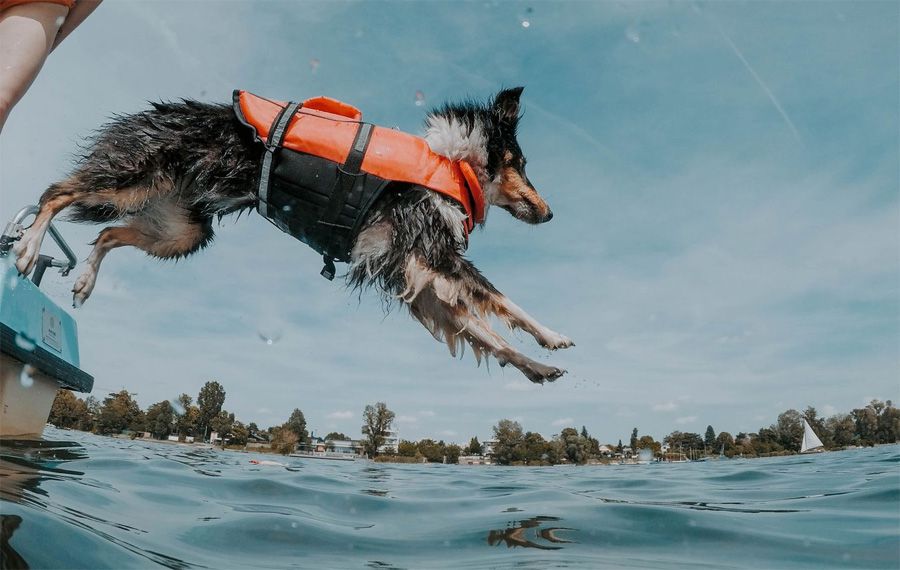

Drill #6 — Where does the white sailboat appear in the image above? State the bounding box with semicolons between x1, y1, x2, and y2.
800;419;825;454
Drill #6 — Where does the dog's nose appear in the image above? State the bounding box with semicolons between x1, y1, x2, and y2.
543;209;553;222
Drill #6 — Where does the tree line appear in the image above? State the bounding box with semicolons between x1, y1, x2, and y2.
47;383;398;458
49;386;897;463
47;381;310;451
482;400;899;465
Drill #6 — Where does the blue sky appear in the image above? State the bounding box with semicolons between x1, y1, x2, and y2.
1;1;896;444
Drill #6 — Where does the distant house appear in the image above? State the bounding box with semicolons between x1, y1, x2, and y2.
377;430;399;454
167;435;194;443
597;445;614;457
327;439;364;455
482;439;498;458
458;454;491;465
245;432;269;450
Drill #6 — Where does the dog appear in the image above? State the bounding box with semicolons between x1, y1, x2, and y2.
12;86;574;383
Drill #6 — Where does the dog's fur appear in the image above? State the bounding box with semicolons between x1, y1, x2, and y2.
13;87;573;383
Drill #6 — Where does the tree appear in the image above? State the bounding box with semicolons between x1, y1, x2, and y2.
361;402;395;457
196;381;226;442
826;414;856;447
210;410;235;447
445;444;462;464
174;393;199;441
559;428;590;464
230;421;249;446
325;432;349;441
715;432;734;456
616;439;624;455
664;431;704;453
492;419;525;465
877;400;899;444
521;432;550;464
397;440;418;457
630;428;639;452
637;435;661;455
285;409;309;445
95;390;142;435
851;405;878;446
417;439;444;462
704;425;716;450
466;436;483;455
145;400;175;439
83;395;100;431
774;409;803;451
49;390;90;430
270;425;298;455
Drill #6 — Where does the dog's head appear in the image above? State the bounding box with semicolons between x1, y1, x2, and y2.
483;87;552;225
424;87;553;225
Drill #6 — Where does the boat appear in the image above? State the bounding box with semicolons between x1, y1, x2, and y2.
800;419;825;454
0;206;94;437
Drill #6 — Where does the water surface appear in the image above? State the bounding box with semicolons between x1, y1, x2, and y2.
1;430;897;569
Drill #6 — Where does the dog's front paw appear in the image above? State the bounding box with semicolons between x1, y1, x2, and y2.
12;233;41;276
72;269;97;308
539;330;575;351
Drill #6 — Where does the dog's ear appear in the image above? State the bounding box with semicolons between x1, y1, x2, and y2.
493;86;524;124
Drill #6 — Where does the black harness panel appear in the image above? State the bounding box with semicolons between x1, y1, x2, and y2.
245;100;390;278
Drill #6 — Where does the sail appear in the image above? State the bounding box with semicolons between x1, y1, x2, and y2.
800;419;824;453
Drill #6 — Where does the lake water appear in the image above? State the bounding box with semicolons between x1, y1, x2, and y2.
0;429;897;569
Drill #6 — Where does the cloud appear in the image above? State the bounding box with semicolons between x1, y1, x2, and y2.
326;411;353;420
652;402;678;412
552;418;574;427
397;415;418;424
676;416;698;425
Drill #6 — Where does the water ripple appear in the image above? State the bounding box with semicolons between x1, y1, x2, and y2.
0;431;896;569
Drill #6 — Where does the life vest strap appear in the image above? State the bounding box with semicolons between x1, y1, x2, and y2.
318;122;375;279
257;101;303;220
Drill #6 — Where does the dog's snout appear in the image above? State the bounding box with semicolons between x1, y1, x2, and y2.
543;209;553;223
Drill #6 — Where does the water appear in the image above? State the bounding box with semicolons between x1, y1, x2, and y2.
1;430;897;569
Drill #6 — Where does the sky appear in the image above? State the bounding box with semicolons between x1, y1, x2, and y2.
1;1;897;445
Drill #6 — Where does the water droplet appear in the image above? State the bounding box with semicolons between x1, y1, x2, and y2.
282;204;292;213
414;90;425;107
309;58;320;73
14;333;36;352
7;274;18;289
291;522;298;528
170;399;185;415
20;364;35;388
625;26;640;43
521;19;531;28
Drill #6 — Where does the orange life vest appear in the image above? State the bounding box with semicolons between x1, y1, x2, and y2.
233;91;485;277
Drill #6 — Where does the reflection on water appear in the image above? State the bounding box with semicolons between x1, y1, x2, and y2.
1;515;27;570
487;515;575;550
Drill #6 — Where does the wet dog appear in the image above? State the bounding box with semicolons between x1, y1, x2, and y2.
13;87;573;383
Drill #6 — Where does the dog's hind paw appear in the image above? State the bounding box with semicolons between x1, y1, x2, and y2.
12;234;41;276
71;269;97;308
539;331;575;351
522;361;566;384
